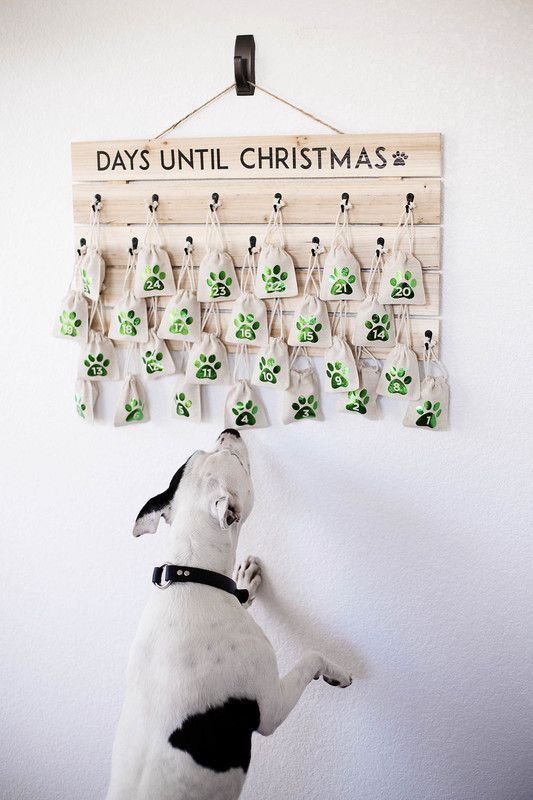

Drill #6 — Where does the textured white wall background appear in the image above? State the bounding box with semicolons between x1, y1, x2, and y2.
1;1;533;798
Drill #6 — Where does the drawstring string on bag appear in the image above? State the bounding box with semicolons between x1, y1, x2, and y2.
268;297;284;339
177;239;196;292
392;204;414;256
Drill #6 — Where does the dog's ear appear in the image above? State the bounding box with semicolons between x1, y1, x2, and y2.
208;487;240;530
133;462;187;537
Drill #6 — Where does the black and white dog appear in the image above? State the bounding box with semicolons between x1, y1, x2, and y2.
106;429;352;800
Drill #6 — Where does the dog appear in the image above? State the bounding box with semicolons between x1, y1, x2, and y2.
106;429;352;800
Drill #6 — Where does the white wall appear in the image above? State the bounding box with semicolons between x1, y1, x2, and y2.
1;1;533;798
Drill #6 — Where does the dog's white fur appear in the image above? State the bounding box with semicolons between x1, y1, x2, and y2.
106;430;351;800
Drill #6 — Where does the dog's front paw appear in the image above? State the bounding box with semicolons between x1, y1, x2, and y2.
321;659;352;688
234;556;262;606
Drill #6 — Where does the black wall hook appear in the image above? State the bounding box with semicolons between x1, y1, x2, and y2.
425;329;433;351
273;192;282;211
77;237;86;255
234;35;255;96
129;236;138;256
312;235;320;256
405;192;414;213
376;236;385;257
184;235;193;253
210;192;219;211
341;192;349;210
248;235;257;253
91;193;102;212
149;194;159;213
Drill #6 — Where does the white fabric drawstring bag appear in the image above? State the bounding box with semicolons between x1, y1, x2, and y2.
185;304;230;385
140;301;175;379
78;303;119;381
378;202;425;305
251;299;290;391
323;305;359;393
281;348;322;424
79;202;105;300
225;248;268;347
172;346;202;422
377;307;420;400
109;249;149;342
288;244;332;347
319;203;364;301
255;202;298;298
134;201;175;298
74;379;98;423
224;346;269;429
197;201;239;302
339;349;380;419
158;241;201;342
353;248;395;348
404;346;449;430
53;253;89;342
114;350;148;426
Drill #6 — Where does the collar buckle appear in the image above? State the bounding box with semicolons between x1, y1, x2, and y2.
152;563;173;590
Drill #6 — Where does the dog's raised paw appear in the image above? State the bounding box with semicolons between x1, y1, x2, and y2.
235;556;262;606
321;661;352;688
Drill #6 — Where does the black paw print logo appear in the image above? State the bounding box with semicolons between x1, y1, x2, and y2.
392;151;409;166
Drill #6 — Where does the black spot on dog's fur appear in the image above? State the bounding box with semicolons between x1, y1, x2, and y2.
169;697;259;772
323;677;340;686
220;428;241;438
136;461;187;523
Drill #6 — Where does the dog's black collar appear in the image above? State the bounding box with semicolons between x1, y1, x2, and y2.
152;564;249;605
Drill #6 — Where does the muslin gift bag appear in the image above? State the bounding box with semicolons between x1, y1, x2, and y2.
108;248;149;342
158;238;201;342
323;304;359;393
172;345;202;422
281;347;323;424
74;379;98;423
377;306;420;400
403;343;449;430
225;246;268;347
53;251;89;342
224;346;269;429
78;199;106;300
141;301;175;380
338;348;380;419
378;199;425;305
185;303;230;385
288;242;332;347
78;301;119;382
353;246;395;348
254;199;298;299
251;299;290;391
319;201;364;301
134;198;176;298
114;347;149;426
197;199;239;302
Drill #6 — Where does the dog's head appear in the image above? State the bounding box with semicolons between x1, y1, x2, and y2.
133;429;253;538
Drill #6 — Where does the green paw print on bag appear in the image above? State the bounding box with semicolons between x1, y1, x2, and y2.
142;349;164;375
143;264;166;292
175;392;193;417
207;271;232;299
346;388;370;414
118;310;141;336
258;356;281;384
168;308;193;335
365;313;390;342
60;310;82;337
234;313;260;341
416;400;442;428
232;400;258;427
326;361;349;389
262;265;287;294
81;268;92;294
329;267;356;296
84;353;110;377
74;394;86;419
195;353;221;381
296;316;322;344
390;270;417;300
125;398;144;422
292;395;318;419
386;366;412;395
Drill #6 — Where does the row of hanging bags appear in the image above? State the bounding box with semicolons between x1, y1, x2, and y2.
338;347;381;419
281;346;322;424
323;303;359;393
225;245;268;347
134;199;175;298
114;345;149;426
252;298;290;390
378;200;425;305
224;345;268;429
53;249;90;342
255;199;298;298
197;199;239;302
186;303;230;385
319;200;365;301
79;198;106;301
158;238;201;342
353;245;395;348
377;305;420;400
288;242;331;347
79;299;120;381
403;342;449;430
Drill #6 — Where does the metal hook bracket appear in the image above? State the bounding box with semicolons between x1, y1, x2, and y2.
376;236;385;257
248;235;257;254
149;194;159;213
91;193;102;213
405;192;415;213
184;235;193;254
209;192;220;212
129;237;138;256
234;35;255;96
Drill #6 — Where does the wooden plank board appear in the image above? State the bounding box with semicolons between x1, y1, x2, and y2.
72;133;441;182
100;269;440;317
105;314;438;361
75;223;441;268
73;178;441;225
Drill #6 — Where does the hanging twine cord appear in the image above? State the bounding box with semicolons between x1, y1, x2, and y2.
152;81;344;140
